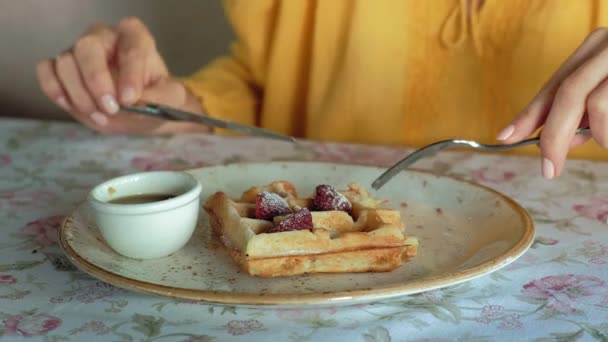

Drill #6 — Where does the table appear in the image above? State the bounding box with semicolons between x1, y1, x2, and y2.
1;118;607;341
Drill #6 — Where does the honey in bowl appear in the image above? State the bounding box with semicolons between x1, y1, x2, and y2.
108;193;176;205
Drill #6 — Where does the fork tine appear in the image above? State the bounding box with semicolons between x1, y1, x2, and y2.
371;140;454;190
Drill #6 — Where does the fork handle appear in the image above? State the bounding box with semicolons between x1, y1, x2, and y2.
475;126;591;151
371;127;591;190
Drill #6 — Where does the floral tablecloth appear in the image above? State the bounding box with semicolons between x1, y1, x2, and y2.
1;118;608;341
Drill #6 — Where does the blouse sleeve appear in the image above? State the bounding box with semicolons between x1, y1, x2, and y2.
180;0;278;127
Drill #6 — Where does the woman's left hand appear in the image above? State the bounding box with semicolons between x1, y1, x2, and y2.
498;28;608;179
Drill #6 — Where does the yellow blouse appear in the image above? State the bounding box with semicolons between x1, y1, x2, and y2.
182;0;608;160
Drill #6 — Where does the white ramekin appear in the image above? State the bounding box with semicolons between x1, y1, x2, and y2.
88;171;201;259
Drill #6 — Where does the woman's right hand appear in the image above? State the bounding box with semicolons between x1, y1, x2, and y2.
36;17;204;135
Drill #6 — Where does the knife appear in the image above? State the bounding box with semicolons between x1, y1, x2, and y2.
121;103;297;144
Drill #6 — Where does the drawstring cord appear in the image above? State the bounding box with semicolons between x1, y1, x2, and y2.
440;0;485;55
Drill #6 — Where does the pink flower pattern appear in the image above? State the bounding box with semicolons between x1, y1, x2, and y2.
181;337;215;342
475;305;522;330
421;290;445;304
505;252;540;271
521;274;608;313
0;290;31;300
50;282;118;304
470;167;516;184
0;275;17;285
0;191;59;210
74;283;118;303
49;296;72;304
131;156;183;171
131;155;208;171
577;240;608;264
310;143;410;166
225;319;263;336
535;237;559;246
72;320;110;335
0;154;11;167
498;315;523;330
276;307;337;320
2;314;62;337
62;127;89;139
20;215;64;247
573;197;608;224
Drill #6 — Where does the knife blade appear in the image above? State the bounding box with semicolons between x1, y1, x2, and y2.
121;103;297;144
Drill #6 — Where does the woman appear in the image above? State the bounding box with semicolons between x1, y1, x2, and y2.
36;0;608;179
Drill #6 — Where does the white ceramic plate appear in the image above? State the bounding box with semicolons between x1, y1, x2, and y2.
59;162;534;307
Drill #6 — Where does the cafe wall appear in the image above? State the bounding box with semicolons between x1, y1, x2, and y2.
0;0;234;120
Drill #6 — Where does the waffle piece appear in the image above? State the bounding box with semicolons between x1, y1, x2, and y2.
204;181;418;277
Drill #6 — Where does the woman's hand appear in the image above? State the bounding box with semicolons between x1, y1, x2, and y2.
498;28;608;179
36;17;205;135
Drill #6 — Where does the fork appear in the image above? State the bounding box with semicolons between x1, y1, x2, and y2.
370;127;591;190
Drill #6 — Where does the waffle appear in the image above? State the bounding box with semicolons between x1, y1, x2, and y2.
203;181;418;277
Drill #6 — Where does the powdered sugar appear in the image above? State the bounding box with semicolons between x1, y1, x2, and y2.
312;185;353;213
267;208;313;233
255;191;291;220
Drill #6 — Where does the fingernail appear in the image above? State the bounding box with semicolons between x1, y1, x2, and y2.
121;86;136;104
496;125;515;141
90;112;108;126
101;94;119;114
56;96;71;111
542;158;555;179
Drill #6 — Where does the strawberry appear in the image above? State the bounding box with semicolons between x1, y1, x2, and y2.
267;208;313;233
311;184;352;213
255;191;291;220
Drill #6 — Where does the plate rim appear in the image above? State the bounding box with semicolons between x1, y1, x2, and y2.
59;161;535;306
